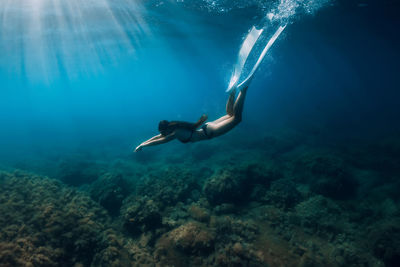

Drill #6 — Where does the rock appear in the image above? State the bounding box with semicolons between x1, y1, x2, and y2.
203;164;281;206
188;205;210;223
123;197;162;235
262;179;302;209
137;167;199;208
203;169;249;205
169;222;215;254
215;243;265;267
0;171;134;266
155;222;215;259
210;216;259;243
295;196;343;237
232;242;244;256
89;173;130;216
369;221;400;267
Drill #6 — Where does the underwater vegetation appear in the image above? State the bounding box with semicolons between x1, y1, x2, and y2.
0;0;399;266
0;171;134;266
1;131;399;266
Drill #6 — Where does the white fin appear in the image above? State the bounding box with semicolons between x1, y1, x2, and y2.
228;24;287;92
227;26;264;92
237;25;286;90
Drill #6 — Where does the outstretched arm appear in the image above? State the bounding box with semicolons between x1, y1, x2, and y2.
135;133;175;152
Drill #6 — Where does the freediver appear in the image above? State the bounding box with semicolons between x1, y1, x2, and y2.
134;25;286;152
134;83;249;152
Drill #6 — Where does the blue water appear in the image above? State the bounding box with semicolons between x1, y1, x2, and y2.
1;1;400;266
0;0;399;162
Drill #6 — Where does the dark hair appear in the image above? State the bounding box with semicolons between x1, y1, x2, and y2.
158;115;208;136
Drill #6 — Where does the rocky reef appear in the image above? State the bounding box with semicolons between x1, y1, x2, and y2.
1;132;399;266
0;171;149;266
89;172;131;216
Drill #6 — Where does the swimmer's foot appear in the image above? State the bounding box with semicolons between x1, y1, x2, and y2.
200;114;208;122
194;114;208;128
237;79;251;91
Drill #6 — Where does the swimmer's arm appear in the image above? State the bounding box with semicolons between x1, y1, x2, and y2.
135;133;175;152
142;134;163;144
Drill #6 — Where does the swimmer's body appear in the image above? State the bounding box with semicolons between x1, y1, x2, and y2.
134;84;249;152
134;23;286;152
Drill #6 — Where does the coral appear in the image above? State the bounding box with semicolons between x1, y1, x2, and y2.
262;179;303;209
89;172;131;216
153;222;215;267
215;243;264;267
203;169;249;205
210;216;259;244
122;196;162;235
188;205;210;223
91;230;141;267
2;131;400;266
170;222;215;254
330;242;377;267
163;202;191;228
203;163;280;206
294;195;346;237
136;167;200;208
0;241;58;266
0;171;134;266
368;220;400;267
157;222;215;256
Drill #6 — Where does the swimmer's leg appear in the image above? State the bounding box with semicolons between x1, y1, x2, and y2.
209;89;236;125
211;115;231;125
226;89;236;116
233;86;249;121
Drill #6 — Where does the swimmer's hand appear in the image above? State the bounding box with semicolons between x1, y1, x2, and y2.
134;145;143;152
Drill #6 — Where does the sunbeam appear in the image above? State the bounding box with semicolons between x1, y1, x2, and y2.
0;0;151;84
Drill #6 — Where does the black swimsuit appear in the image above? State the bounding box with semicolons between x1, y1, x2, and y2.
201;124;212;139
179;124;211;143
180;129;194;143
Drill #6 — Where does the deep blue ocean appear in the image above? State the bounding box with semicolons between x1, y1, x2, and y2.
1;0;398;162
0;0;400;266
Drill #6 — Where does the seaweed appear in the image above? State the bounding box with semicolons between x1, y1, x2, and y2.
1;131;399;266
0;171;135;266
